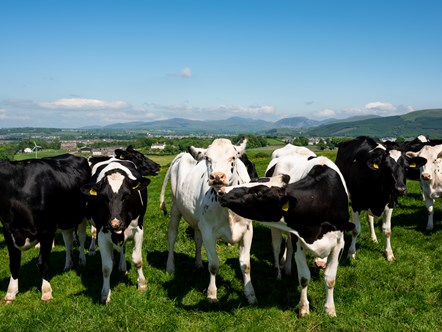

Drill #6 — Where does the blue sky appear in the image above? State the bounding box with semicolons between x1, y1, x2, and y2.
1;0;441;128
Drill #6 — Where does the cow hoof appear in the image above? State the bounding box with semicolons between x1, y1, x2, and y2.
347;252;356;260
207;297;218;304
41;294;53;302
246;294;258;305
325;305;337;317
3;297;15;304
298;309;309;318
138;280;148;292
386;254;395;262
88;250;96;256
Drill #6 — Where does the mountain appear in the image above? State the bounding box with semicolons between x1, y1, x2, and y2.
305;109;442;137
83;109;442;137
274;117;321;128
103;117;275;134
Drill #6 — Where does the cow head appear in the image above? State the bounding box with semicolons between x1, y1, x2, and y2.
115;145;160;176
81;169;150;235
364;146;426;196
189;138;248;190
407;145;442;199
218;174;291;221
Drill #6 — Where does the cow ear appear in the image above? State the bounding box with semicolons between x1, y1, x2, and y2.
280;196;297;212
438;151;442;159
188;146;207;161
408;156;427;169
81;183;99;196
236;138;248;157
115;149;126;159
132;177;151;190
367;160;380;171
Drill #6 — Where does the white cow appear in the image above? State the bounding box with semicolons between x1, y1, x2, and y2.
159;138;257;304
407;144;442;230
265;144;318;279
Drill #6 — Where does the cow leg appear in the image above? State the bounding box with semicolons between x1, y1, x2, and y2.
98;231;113;304
61;229;74;271
238;222;257;304
118;245;127;274
37;235;54;301
425;197;435;231
194;228;203;269
347;211;361;259
132;226;147;292
270;228;283;280
294;237;310;317
283;232;293;276
166;202;181;274
367;211;378;243
3;233;21;303
200;227;219;303
89;225;97;256
382;206;395;261
76;219;87;266
323;231;344;317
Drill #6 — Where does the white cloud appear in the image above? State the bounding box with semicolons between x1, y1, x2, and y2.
340;102;414;117
179;67;192;78
39;98;129;110
0;108;30;120
315;108;336;118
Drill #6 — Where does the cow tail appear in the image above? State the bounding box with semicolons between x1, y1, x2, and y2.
159;166;171;215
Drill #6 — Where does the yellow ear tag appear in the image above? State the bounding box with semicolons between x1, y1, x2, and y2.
89;189;97;196
282;201;289;212
132;183;140;190
373;163;379;169
409;162;416;168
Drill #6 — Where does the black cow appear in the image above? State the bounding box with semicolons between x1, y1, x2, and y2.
0;154;90;303
335;136;426;261
82;158;150;304
218;156;352;317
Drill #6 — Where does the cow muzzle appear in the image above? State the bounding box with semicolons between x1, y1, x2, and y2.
110;218;123;234
209;172;227;189
394;186;407;196
421;172;432;182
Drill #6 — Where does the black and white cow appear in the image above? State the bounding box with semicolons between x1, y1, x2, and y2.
0;154;90;303
335;136;426;261
159;138;257;304
82;158;150;304
86;146;160;254
264;144;317;279
406;143;442;231
218;156;352;317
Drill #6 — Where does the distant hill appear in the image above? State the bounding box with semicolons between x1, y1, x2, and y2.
305;109;442;137
80;109;442;137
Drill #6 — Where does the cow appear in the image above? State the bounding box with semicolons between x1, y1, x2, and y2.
335;136;426;261
264;144;317;279
406;144;442;231
86;146;160;255
217;156;352;317
0;154;90;303
81;158;151;304
159;138;257;304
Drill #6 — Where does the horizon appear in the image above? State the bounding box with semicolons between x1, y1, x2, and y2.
1;1;441;128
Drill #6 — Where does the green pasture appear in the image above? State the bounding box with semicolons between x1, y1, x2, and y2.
1;148;442;331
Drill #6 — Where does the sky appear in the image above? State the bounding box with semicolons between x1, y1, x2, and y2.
1;0;441;128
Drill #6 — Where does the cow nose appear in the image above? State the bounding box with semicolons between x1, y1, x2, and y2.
421;172;431;181
210;172;227;183
395;186;407;195
111;218;120;229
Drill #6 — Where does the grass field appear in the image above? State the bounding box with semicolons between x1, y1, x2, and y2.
1;148;442;331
